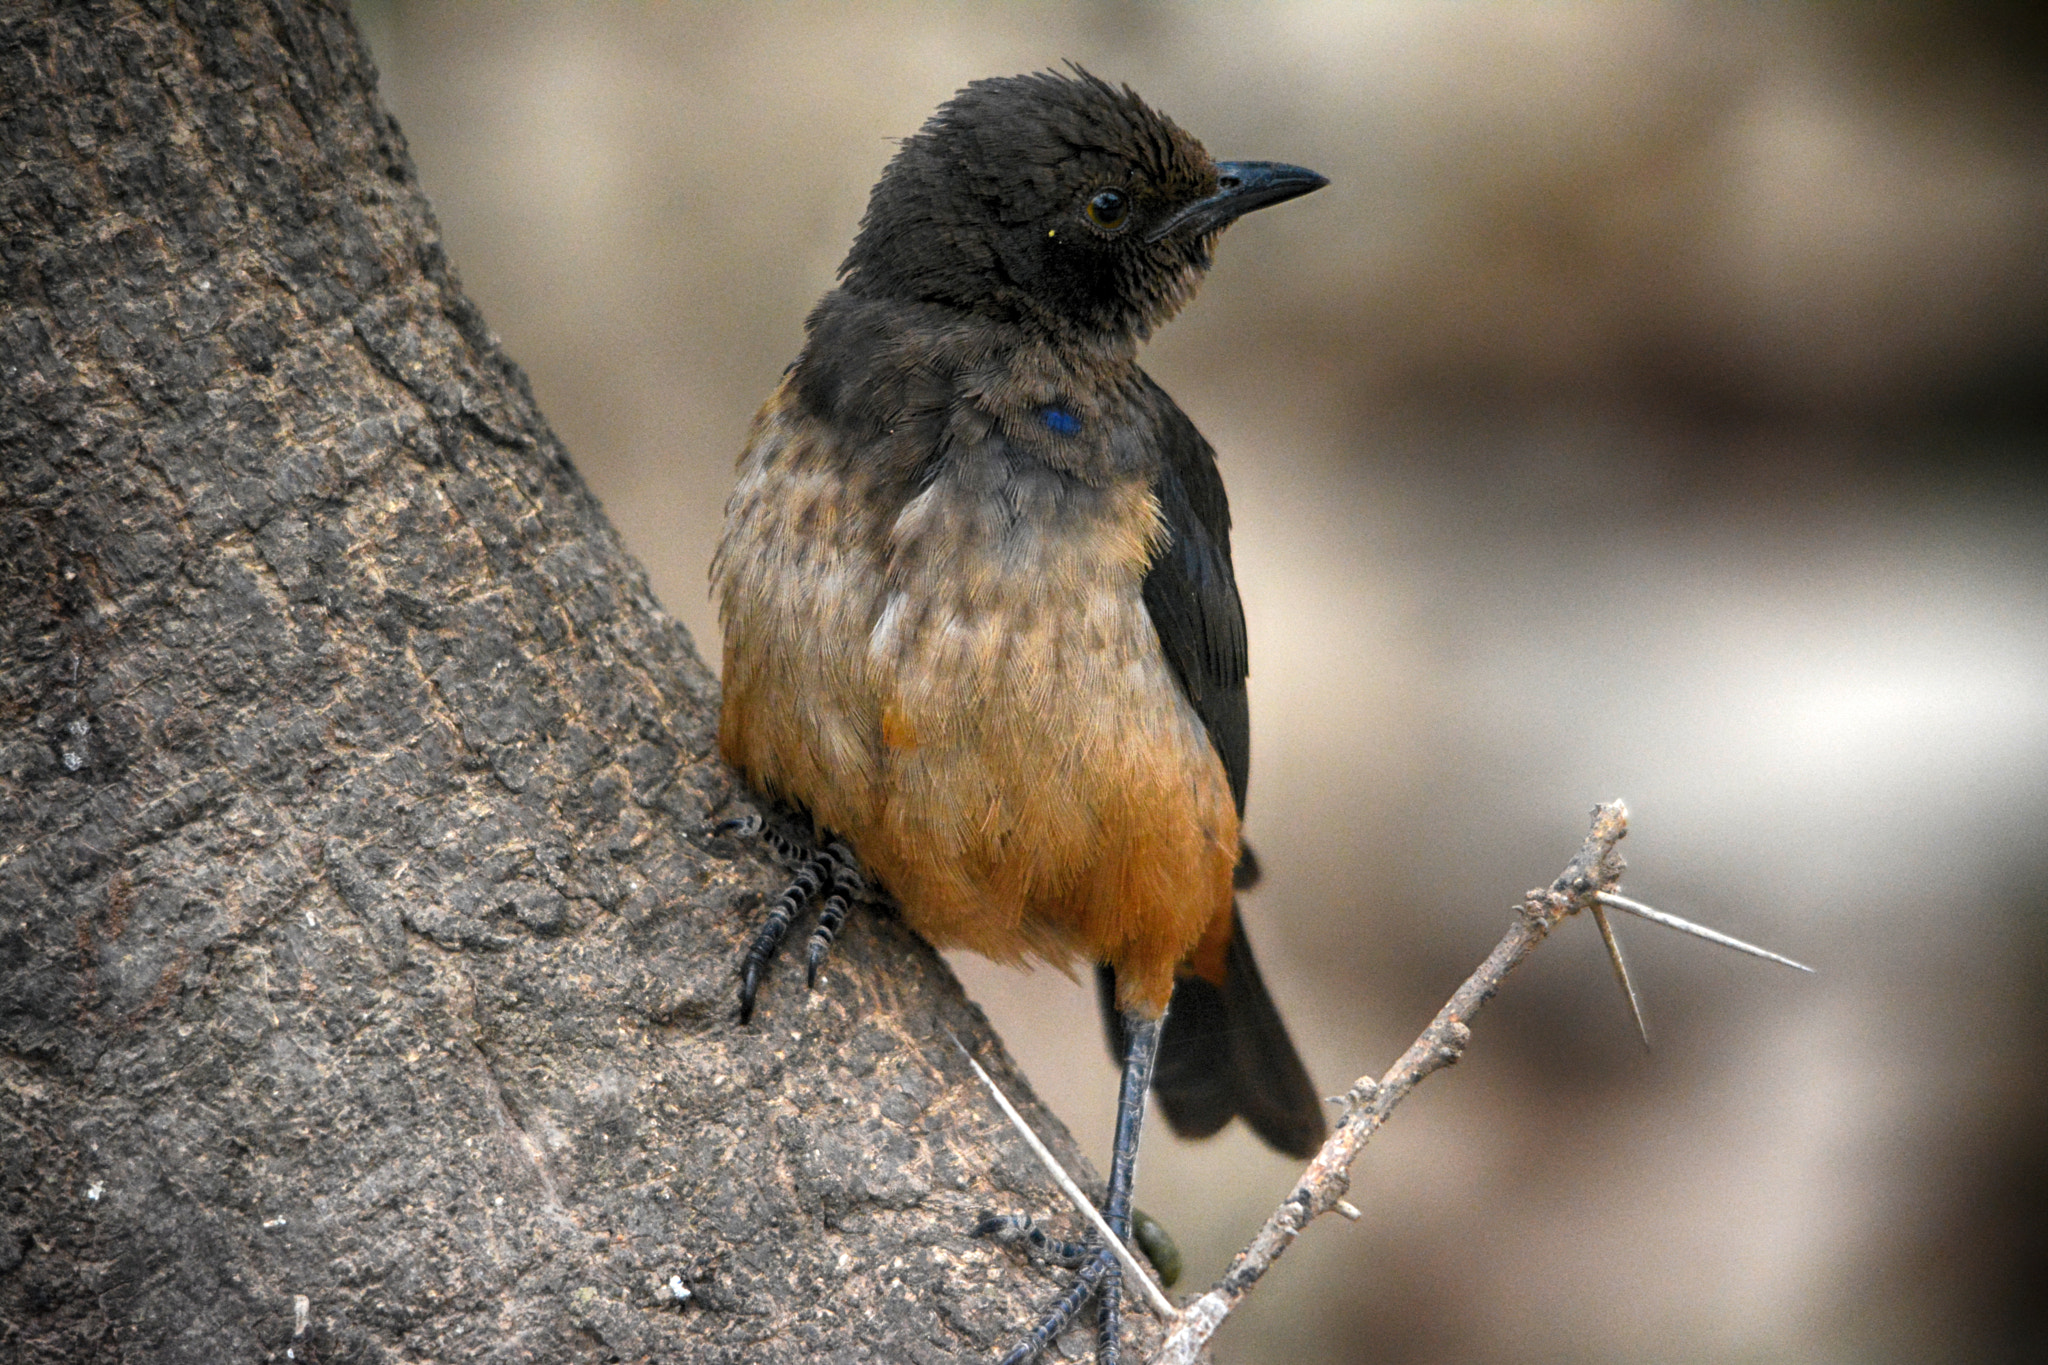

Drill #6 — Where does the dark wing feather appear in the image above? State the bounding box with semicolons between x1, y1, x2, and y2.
1215;917;1325;1157
1102;375;1326;1159
1136;373;1250;814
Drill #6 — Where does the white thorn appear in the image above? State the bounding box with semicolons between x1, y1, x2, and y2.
1589;901;1651;1050
1594;892;1814;973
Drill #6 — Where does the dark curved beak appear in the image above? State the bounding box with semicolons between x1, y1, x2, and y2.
1145;160;1329;243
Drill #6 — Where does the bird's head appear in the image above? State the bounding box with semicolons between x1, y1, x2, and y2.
838;66;1327;342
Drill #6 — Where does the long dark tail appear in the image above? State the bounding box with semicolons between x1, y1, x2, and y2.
1096;905;1326;1160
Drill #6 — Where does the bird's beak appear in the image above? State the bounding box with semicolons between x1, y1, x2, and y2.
1145;161;1329;243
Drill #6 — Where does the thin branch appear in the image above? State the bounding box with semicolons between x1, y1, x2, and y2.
1148;801;1632;1364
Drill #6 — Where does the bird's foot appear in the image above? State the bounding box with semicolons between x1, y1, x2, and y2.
715;806;871;1022
977;1222;1124;1364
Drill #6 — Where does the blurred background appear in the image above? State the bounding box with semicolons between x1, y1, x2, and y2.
349;4;2048;1361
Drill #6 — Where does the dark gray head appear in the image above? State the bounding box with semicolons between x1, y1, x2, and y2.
839;66;1327;341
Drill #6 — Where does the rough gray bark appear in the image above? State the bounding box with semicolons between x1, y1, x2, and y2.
0;3;1149;1360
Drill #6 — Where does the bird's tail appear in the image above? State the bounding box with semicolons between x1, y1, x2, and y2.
1096;905;1326;1160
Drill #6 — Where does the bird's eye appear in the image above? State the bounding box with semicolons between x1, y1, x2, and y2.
1085;188;1131;232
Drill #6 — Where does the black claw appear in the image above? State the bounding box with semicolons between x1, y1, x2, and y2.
714;812;763;838
737;899;795;1023
736;861;818;1022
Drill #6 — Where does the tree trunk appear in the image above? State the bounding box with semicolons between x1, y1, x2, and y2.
0;3;1141;1360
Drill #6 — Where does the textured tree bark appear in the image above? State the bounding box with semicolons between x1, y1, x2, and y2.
0;3;1146;1360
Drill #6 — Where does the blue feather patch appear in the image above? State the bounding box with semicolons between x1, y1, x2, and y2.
1040;405;1082;436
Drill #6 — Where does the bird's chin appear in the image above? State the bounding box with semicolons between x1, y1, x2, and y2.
1131;258;1210;337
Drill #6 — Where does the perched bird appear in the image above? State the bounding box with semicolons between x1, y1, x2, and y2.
712;66;1328;1361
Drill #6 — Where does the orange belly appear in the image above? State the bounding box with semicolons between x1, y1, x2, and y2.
714;381;1237;1015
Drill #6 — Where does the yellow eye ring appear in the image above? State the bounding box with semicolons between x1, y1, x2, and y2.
1085;188;1131;232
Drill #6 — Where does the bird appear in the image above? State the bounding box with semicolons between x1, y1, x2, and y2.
711;66;1328;1363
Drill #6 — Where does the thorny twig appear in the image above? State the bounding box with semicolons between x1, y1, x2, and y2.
1148;800;1634;1364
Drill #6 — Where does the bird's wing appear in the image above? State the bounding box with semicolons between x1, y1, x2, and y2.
1112;376;1330;1157
1137;373;1250;815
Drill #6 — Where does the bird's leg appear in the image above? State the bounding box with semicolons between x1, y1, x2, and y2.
984;1012;1162;1365
718;804;869;1021
1092;1012;1160;1364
